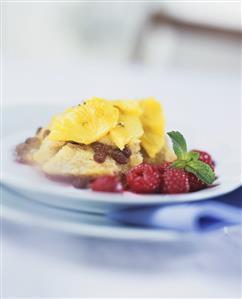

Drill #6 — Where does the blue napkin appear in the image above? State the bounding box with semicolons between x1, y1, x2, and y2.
109;187;242;232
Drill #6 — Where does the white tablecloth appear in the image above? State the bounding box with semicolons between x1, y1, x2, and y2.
2;218;241;298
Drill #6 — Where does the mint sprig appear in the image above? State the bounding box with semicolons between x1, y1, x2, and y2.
167;131;215;185
167;131;187;159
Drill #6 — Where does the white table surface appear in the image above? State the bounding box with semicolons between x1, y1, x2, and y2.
2;60;242;298
2;218;241;298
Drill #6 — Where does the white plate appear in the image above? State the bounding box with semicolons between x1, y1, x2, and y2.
2;131;241;214
2;186;180;242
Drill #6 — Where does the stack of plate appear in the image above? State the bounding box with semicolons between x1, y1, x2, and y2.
2;128;240;242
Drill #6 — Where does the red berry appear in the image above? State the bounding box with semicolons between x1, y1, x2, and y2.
192;150;214;170
188;150;215;191
187;172;206;192
157;161;171;173
91;176;123;193
126;164;162;193
161;168;190;194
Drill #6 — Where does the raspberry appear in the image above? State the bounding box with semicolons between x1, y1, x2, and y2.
161;168;190;194
192;150;214;171
157;162;171;173
126;164;162;193
187;172;206;192
189;150;215;191
91;176;123;193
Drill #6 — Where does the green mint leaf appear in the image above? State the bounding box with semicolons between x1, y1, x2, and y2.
186;151;199;162
185;160;215;185
167;131;188;159
172;144;185;159
170;160;186;169
167;131;187;152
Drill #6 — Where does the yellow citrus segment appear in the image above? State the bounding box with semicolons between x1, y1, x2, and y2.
48;97;165;158
140;97;165;158
109;113;144;150
141;131;165;158
48;98;119;144
112;100;143;116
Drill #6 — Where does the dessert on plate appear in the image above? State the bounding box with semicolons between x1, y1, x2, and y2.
15;97;216;194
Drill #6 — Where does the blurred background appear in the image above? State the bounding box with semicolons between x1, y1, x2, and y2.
3;2;241;69
3;2;241;102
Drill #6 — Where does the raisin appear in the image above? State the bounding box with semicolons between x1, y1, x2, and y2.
111;149;128;164
91;142;111;163
91;142;103;151
91;142;110;153
94;151;107;163
122;146;131;158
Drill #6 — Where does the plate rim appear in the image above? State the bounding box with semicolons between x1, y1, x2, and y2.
2;130;241;206
3;187;181;242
